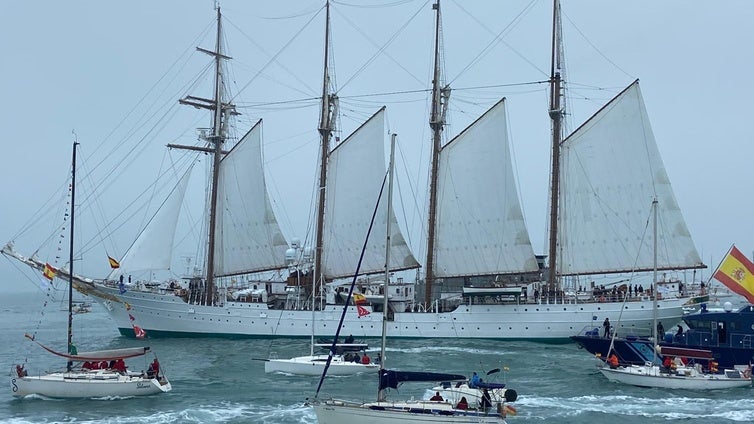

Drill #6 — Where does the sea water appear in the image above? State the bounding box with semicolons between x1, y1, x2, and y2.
1;291;753;423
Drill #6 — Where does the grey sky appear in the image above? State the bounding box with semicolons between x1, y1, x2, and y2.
2;0;752;293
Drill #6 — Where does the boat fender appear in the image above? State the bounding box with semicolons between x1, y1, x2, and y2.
504;389;517;402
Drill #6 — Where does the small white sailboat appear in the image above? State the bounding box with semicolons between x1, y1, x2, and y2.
10;142;171;399
264;106;395;377
265;353;378;376
597;200;751;390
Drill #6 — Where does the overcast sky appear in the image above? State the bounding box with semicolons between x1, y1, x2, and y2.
2;0;752;293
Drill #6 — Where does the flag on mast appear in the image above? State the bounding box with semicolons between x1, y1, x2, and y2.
108;256;121;269
713;245;754;304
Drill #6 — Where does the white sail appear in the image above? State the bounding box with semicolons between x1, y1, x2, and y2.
322;108;419;279
434;98;539;277
117;166;193;274
214;120;289;276
558;81;703;275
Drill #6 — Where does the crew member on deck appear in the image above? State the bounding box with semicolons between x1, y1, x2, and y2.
608;353;619;369
480;388;492;412
430;391;444;401
456;396;469;410
470;372;481;388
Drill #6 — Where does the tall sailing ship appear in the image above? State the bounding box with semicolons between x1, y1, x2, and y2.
3;1;706;341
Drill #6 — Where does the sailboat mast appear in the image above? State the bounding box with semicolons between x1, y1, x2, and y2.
425;0;448;306
378;134;397;402
314;0;334;296
546;0;564;292
67;141;78;356
652;198;658;356
203;7;225;306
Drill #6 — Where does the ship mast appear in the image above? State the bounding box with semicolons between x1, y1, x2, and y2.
425;0;450;306
546;0;565;292
314;0;335;296
173;7;235;306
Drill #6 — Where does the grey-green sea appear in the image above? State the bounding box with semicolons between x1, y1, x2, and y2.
2;292;753;423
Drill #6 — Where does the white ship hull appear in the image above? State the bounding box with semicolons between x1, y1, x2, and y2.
10;370;171;398
313;399;506;424
264;355;378;376
599;365;752;390
93;284;686;340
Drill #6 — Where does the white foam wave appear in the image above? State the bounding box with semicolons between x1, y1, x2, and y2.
516;394;754;421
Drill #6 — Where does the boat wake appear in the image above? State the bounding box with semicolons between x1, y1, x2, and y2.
516;394;754;421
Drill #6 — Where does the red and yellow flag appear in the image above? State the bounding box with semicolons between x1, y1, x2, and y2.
42;263;57;281
107;255;120;269
353;293;367;305
714;245;754;304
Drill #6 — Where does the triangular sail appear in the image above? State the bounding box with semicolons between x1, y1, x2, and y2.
115;166;193;275
322;108;419;279
558;81;703;275
434;98;539;277
214;120;289;276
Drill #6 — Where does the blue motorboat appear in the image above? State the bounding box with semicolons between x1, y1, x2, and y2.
572;303;754;368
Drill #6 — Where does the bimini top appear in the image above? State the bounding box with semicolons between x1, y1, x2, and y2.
378;370;467;391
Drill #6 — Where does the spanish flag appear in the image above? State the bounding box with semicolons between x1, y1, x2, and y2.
108;255;120;269
42;263;57;281
714;245;754;304
353;293;367;305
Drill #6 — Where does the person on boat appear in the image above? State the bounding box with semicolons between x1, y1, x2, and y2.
430;391;444;401
470;372;481;388
608;353;619;369
361;352;370;364
603;318;611;338
456;396;469;410
99;360;108;369
480;388;492;412
147;358;160;378
15;364;27;377
353;353;361;363
662;356;673;373
82;361;92;370
345;334;354;344
657;321;664;337
113;358;127;373
676;325;684;338
717;323;727;343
